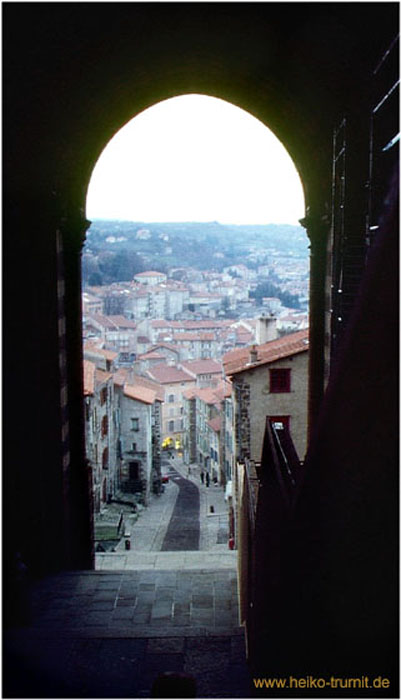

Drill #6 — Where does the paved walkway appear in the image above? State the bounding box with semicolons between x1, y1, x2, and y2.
96;550;238;571
4;568;251;698
161;467;200;550
3;458;253;697
97;456;232;569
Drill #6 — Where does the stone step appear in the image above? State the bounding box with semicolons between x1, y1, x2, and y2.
96;549;238;570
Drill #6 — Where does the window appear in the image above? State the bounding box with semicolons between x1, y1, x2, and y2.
269;368;291;393
132;443;137;452
168;394;175;403
131;417;139;431
269;415;290;431
100;387;108;405
101;415;108;437
168;420;174;432
102;447;108;470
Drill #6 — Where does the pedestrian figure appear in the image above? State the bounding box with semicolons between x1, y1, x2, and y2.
187;466;191;476
200;471;204;484
206;472;210;487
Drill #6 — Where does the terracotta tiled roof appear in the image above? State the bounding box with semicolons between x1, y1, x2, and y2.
151;320;179;328
151;342;180;354
123;384;156;404
180;359;223;376
87;313;120;329
208;416;222;433
113;368;129;387
186;386;222;406
223;329;309;375
95;369;112;384
132;374;165;402
138;351;165;361
183;387;197;400
84;342;118;361
146;364;194;385
107;315;137;329
83;360;95;396
113;369;164;401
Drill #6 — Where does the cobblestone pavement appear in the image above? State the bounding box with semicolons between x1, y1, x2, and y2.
4;569;251;698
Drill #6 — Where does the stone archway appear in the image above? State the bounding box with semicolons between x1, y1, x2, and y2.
4;2;397;578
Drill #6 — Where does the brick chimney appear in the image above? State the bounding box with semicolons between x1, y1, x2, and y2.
256;315;277;345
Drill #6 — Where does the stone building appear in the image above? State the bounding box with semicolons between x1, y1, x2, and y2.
83;360;116;512
223;329;309;462
133;270;167;286
113;371;164;503
145;364;195;449
220;382;234;489
179;358;223;387
183;381;232;484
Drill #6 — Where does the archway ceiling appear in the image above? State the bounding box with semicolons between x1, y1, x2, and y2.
4;3;397;208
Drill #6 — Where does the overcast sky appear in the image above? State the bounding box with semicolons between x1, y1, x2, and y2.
86;94;305;226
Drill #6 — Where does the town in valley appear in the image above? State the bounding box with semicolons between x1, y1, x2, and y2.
82;219;309;552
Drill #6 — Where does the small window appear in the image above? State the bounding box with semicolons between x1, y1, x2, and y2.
168;394;175;403
102;447;108;470
100;387;108;405
269;368;291;393
101;415;108;437
132;443;137;452
168;420;174;432
131;417;139;431
269;415;290;431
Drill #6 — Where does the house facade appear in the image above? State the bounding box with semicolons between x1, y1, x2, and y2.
145;364;196;449
83;360;117;512
223;329;309;462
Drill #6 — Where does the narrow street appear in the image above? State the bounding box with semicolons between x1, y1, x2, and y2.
161;466;200;551
95;454;232;561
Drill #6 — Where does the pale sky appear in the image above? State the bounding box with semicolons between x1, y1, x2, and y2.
86;94;305;226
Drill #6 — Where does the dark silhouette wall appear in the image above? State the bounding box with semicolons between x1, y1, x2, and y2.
4;2;398;688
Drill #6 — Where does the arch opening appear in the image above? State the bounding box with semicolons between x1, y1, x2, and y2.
82;93;309;559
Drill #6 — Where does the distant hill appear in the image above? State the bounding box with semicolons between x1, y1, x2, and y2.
83;220;308;285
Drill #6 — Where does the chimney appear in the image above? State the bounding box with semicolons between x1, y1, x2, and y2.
256;315;277;345
249;345;258;364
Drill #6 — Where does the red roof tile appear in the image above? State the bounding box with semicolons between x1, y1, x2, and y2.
84;342;118;361
107;315;137;329
180;359;223;376
83;360;95;396
146;364;194;385
95;369;112;384
138;351;165;361
208;416;222;433
123;384;157;404
223;330;309;375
